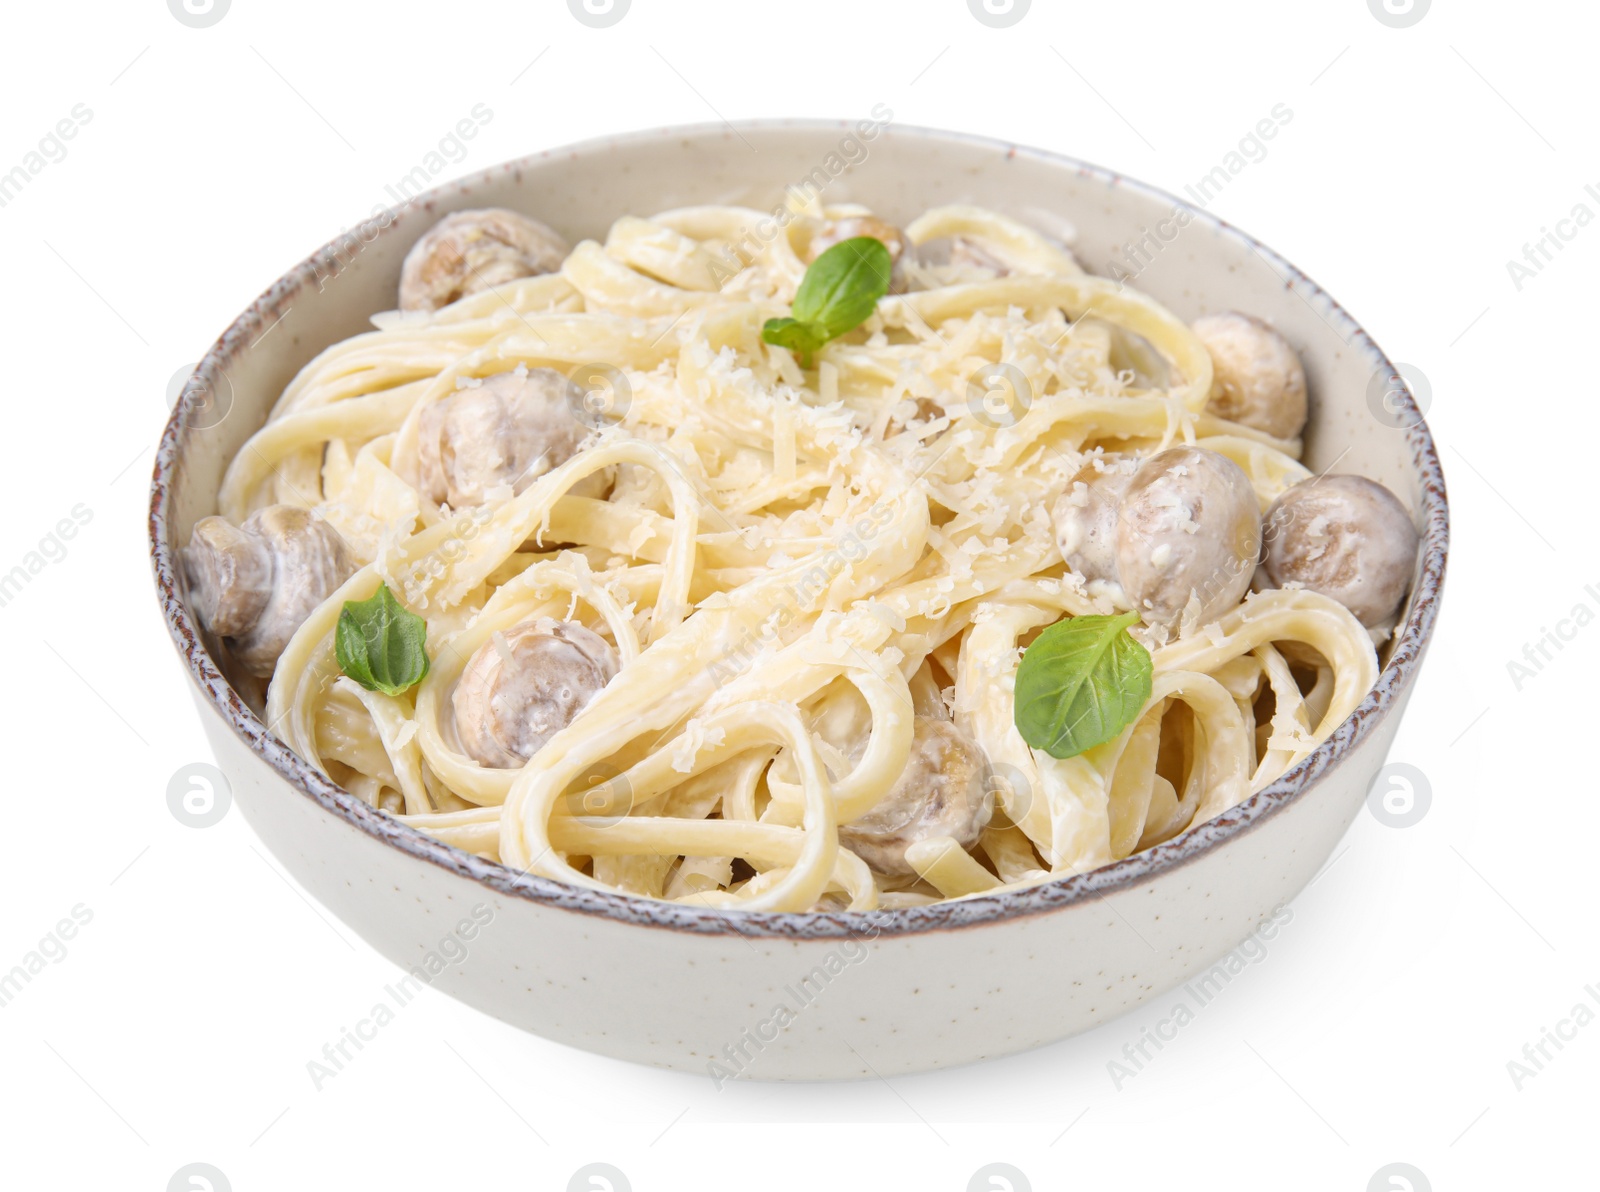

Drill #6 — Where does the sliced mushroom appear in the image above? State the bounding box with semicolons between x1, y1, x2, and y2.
184;506;354;677
398;208;569;313
1262;474;1419;627
1116;446;1262;630
418;369;604;508
452;617;620;768
1192;312;1308;440
838;716;992;878
1052;455;1136;591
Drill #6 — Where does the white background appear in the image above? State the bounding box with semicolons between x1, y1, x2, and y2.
0;0;1591;1188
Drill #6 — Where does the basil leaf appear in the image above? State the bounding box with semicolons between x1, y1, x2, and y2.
335;583;430;697
793;236;893;336
761;236;893;361
761;316;831;359
1013;612;1153;759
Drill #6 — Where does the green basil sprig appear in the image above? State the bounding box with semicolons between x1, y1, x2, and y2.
335;583;430;696
761;236;893;364
1013;612;1153;759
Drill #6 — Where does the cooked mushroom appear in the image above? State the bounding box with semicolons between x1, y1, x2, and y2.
1192;312;1308;440
883;395;944;439
398;208;569;313
418;369;603;508
1052;455;1136;591
452;617;620;768
901;235;1008;280
185;505;354;677
948;236;1010;277
806;214;909;266
838;716;992;878
1116;446;1262;630
1262;474;1419;627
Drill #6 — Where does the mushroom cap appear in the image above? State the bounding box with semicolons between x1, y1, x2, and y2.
418;369;599;508
1051;455;1136;591
838;716;992;878
1263;474;1419;627
1116;446;1262;630
1192;312;1308;440
398;208;569;313
451;617;620;769
185;515;271;639
185;506;354;677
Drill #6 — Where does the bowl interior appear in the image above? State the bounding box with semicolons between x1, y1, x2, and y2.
151;120;1446;935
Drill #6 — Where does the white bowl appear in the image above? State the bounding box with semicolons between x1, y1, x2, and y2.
150;121;1447;1080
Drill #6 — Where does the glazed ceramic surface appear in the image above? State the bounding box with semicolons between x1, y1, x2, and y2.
150;121;1447;1080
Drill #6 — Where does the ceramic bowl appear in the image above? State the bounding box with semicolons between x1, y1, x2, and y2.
149;120;1447;1080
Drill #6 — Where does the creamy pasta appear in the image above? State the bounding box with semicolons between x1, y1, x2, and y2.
184;195;1416;914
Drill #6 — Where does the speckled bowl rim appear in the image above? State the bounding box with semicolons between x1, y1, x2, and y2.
149;119;1448;941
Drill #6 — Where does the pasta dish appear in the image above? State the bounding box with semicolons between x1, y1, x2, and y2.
182;196;1419;913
